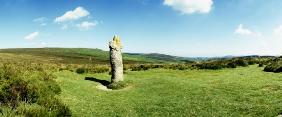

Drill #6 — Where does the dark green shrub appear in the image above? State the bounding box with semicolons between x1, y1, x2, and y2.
276;67;282;72
88;66;109;73
227;62;237;68
264;65;276;72
0;63;71;116
258;63;264;67
264;58;282;73
248;61;256;65
37;97;71;116
131;65;148;71
0;78;37;108
264;64;281;73
195;62;224;70
76;68;86;74
234;59;248;67
177;65;186;70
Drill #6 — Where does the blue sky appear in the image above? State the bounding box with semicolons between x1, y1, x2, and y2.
0;0;282;57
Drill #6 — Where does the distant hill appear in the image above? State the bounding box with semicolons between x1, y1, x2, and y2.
126;53;195;63
0;48;191;64
0;48;276;65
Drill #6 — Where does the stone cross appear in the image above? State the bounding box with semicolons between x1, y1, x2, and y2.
109;35;124;83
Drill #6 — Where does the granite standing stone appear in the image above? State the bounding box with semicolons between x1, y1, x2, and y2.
109;35;124;83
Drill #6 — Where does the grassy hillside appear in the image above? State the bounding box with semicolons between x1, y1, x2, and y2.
0;48;187;64
1;48;281;116
126;53;194;63
56;65;282;116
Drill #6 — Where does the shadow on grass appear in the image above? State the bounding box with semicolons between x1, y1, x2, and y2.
85;77;111;86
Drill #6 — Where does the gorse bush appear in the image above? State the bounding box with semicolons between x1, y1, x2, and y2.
264;58;282;73
0;78;36;108
76;68;86;74
0;62;71;116
59;64;110;74
125;64;192;72
57;57;272;74
194;61;225;70
76;65;110;74
227;62;237;68
131;64;150;71
123;58;256;72
192;58;257;70
86;65;109;73
234;59;249;67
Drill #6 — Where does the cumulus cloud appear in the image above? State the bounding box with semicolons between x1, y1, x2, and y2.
274;25;282;36
234;24;261;37
234;24;252;35
163;0;213;14
33;17;47;26
77;21;98;30
24;31;39;40
55;7;90;23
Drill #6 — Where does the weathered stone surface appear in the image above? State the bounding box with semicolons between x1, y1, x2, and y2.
109;35;124;83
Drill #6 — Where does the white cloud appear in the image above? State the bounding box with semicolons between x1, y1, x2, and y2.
33;17;47;26
77;21;98;30
274;25;282;36
55;7;90;23
234;24;252;35
163;0;213;14
234;24;261;37
40;23;47;26
24;31;39;40
33;17;46;22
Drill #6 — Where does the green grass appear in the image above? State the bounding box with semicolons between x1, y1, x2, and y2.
0;48;280;116
55;65;282;116
0;48;184;64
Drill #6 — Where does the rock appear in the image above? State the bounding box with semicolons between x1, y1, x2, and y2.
96;84;112;91
109;35;124;83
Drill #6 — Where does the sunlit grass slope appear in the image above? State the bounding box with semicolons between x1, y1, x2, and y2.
56;65;282;116
0;48;185;64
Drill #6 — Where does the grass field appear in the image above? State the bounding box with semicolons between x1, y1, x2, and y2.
55;65;282;117
0;48;281;116
0;48;186;64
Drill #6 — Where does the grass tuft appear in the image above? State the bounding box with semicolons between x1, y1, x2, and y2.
106;81;128;90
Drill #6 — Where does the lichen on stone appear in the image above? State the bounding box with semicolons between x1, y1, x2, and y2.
112;35;122;49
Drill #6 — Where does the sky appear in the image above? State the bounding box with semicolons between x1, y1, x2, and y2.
0;0;282;57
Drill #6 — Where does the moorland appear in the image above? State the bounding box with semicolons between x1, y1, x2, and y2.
0;48;281;116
